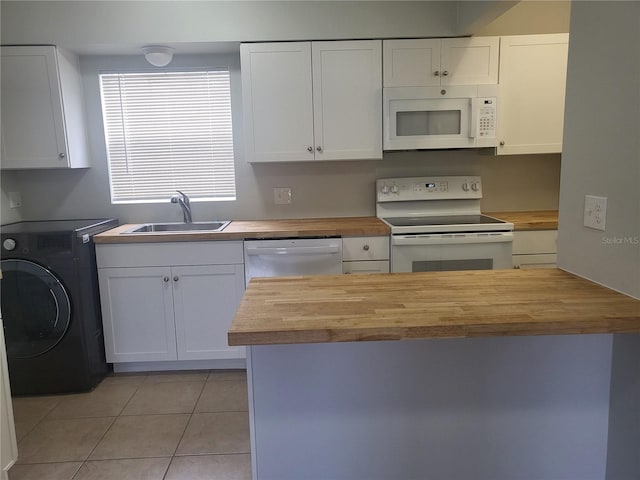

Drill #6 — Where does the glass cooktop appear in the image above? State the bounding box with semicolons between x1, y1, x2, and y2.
383;215;507;227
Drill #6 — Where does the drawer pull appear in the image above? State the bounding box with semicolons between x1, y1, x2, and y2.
363;245;370;251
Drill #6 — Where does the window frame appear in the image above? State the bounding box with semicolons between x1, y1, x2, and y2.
98;65;237;205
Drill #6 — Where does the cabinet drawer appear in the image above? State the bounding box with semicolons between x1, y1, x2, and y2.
343;260;389;275
513;253;557;269
342;236;389;261
97;241;244;268
512;231;558;255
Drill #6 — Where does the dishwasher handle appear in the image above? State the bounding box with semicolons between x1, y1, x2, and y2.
245;245;341;256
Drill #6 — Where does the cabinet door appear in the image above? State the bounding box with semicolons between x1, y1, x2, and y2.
441;37;499;85
312;41;382;161
1;46;68;169
241;42;315;162
98;267;177;362
497;34;569;155
173;265;246;361
383;39;441;87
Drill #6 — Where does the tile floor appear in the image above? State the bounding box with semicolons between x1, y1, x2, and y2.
9;370;251;480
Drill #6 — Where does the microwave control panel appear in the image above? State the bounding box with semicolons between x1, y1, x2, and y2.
477;98;496;138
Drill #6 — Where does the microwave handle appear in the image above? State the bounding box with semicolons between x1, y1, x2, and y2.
469;97;478;139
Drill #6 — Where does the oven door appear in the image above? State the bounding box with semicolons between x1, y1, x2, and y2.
391;232;513;273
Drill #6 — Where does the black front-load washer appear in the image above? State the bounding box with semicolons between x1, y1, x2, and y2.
1;219;118;395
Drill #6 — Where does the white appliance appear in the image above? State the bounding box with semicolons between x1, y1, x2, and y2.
376;176;513;273
244;238;343;285
383;85;498;150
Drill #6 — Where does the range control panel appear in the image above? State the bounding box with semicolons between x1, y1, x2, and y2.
376;176;482;202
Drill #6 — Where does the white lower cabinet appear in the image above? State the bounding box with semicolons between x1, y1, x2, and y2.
512;230;558;269
172;264;245;360
342;236;390;274
97;242;245;364
98;266;177;362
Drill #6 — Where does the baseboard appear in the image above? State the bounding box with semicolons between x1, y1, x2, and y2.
112;358;246;373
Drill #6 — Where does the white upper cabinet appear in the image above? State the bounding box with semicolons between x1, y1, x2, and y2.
312;41;382;161
1;46;90;169
383;37;499;87
241;40;382;162
241;42;315;163
497;34;569;155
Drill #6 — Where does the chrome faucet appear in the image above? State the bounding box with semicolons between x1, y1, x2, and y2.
170;190;193;223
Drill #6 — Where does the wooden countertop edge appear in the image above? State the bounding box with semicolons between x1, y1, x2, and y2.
94;217;390;244
485;210;559;231
228;321;640;346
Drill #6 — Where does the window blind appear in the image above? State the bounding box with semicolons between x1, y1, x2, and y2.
99;70;236;203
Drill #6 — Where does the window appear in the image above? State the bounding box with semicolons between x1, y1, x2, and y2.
99;70;235;203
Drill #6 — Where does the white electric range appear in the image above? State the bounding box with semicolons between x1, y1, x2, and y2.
376;176;514;273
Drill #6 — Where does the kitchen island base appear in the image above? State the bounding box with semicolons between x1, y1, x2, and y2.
247;335;613;480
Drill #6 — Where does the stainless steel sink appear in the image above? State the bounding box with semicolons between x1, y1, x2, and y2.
122;221;230;234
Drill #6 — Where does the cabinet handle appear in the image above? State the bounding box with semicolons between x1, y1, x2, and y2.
173;275;179;282
316;146;323;153
307;146;313;152
363;244;370;251
442;70;449;76
163;276;170;282
58;153;66;159
500;141;505;146
434;71;440;76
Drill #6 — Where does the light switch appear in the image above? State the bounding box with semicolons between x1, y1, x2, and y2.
584;195;607;231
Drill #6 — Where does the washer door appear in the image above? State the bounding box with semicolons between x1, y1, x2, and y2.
1;259;71;359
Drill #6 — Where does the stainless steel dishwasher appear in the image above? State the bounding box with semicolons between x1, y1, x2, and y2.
244;238;342;286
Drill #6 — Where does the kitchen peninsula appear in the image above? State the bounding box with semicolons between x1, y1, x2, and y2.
229;269;640;480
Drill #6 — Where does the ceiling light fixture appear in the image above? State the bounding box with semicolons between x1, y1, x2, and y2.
142;46;174;67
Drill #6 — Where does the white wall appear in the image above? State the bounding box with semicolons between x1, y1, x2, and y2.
557;2;640;299
475;1;570;36
0;1;458;48
0;176;22;225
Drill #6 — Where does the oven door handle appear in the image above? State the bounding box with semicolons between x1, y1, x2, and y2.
392;232;513;246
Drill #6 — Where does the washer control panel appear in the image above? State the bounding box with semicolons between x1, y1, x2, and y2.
377;176;482;202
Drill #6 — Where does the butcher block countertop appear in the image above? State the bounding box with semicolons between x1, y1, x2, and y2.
94;217;390;243
228;268;640;346
485;210;559;230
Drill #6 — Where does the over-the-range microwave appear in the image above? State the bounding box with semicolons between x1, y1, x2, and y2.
383;85;498;150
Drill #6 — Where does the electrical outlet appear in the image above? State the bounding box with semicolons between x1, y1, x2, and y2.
9;191;22;208
584;195;607;231
274;187;292;205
